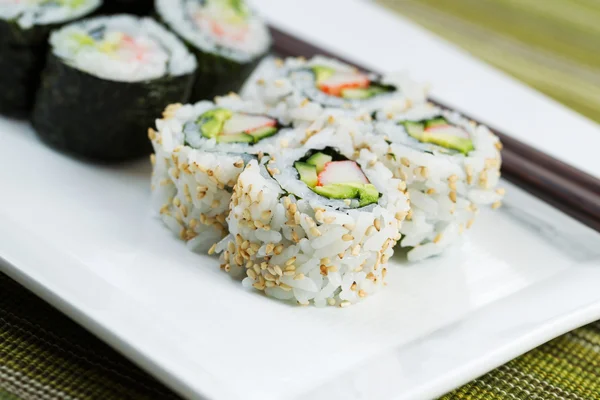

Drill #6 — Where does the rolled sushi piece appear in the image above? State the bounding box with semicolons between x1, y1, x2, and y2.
250;55;427;122
365;104;504;261
216;144;410;307
150;96;304;252
31;14;197;161
156;0;271;101
100;0;154;15
0;0;101;118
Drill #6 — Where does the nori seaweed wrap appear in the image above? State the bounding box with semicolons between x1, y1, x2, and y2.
155;0;271;101
100;0;154;15
31;14;197;161
0;0;101;118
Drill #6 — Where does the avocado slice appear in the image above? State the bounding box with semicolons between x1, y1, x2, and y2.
311;65;335;84
340;88;373;100
249;126;278;142
216;133;254;144
402;121;425;140
305;152;332;173
295;162;318;187
425;117;448;129
313;183;359;200
421;132;474;154
357;184;379;207
197;108;233;139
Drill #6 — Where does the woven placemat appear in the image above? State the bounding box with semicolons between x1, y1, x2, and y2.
1;272;599;399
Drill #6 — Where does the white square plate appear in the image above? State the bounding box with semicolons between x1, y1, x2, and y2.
2;2;600;398
1;118;600;400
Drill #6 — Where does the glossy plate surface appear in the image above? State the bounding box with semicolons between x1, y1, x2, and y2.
1;118;600;400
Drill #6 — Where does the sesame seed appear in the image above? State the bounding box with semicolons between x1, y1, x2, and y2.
449;191;457;203
401;157;410;167
284;271;295;276
351;245;361;256
264;273;276;282
366;226;376;236
382;268;387;278
395;211;407;221
426;188;436;195
467;219;475;229
300;98;309;107
491;201;502;209
148;128;157;140
294;273;305;280
285;257;296;266
254;220;264;229
374;219;381;231
343;223;355;231
344;199;352;206
342;234;354;241
253;282;265;290
324;216;336;224
358;290;367;298
224;264;231;273
274;244;284;255
433;233;443;244
247;269;257;280
208;243;217;255
327;298;336;306
310;227;322;237
280;283;292;291
496;188;506;195
211;200;220;208
340;301;351;308
274;265;283;276
265;243;274;254
495;141;503;150
328;265;339;273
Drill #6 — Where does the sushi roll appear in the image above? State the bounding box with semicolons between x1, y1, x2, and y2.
365;105;504;261
250;56;427;122
0;0;101;118
31;15;197;161
155;0;271;101
100;0;154;15
216;143;410;307
150;96;303;252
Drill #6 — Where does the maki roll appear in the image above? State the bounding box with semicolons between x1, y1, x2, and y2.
366;105;503;261
31;15;197;161
0;0;101;118
156;0;271;101
216;143;410;307
150;96;301;252
100;0;154;15
251;56;427;122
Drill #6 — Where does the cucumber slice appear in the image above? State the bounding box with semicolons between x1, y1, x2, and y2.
425;117;448;129
216;133;254;143
313;183;359;199
311;65;336;84
305;152;332;173
340;88;372;99
249;126;277;142
402;121;425;140
295;162;318;187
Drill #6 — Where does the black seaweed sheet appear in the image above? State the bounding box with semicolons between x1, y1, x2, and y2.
32;53;195;162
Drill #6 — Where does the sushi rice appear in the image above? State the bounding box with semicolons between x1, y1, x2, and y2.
362;104;504;261
215;131;410;307
150;96;316;251
249;56;428;120
0;0;101;29
50;14;197;82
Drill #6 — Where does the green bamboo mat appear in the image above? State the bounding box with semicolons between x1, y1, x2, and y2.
377;0;600;124
1;271;600;400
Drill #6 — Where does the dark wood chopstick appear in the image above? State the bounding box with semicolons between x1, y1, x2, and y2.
268;26;600;232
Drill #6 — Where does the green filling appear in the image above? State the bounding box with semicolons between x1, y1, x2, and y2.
250;126;277;141
295;162;318;187
401;118;474;154
313;183;379;207
197;108;233;139
295;151;380;207
305;152;332;173
340;85;391;100
195;108;278;144
311;65;335;84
